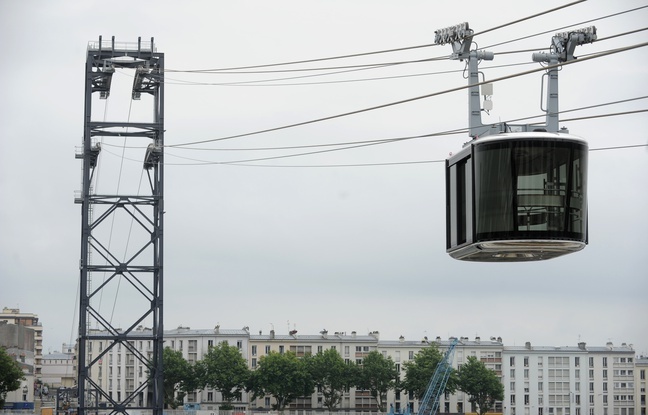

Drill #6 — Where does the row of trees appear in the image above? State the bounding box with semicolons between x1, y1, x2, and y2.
164;342;503;415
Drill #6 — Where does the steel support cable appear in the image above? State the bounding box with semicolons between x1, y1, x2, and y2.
178;94;648;151
482;4;648;50
156;98;648;163
99;109;647;168
155;22;647;88
163;1;585;74
164;109;648;166
166;41;648;149
107;98;136;326
102;94;648;155
93;98;112;329
160;56;450;87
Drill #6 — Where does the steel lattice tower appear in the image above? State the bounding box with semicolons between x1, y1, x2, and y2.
76;36;164;415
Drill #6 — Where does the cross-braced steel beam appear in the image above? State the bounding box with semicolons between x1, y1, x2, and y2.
77;35;164;415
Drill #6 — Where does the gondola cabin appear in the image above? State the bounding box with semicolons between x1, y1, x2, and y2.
446;132;588;261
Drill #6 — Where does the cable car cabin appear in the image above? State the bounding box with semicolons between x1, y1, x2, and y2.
446;132;588;261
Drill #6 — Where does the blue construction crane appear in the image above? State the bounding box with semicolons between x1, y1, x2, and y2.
417;338;459;415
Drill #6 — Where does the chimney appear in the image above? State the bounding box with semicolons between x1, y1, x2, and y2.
352;331;357;338
578;342;586;350
525;341;532;350
270;329;275;339
399;335;405;343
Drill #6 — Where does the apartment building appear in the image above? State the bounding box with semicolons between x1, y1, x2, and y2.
41;343;76;389
502;341;636;415
0;307;43;377
85;325;249;409
635;356;647;415
83;327;642;414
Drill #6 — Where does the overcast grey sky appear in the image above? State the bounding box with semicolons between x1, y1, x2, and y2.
1;0;647;356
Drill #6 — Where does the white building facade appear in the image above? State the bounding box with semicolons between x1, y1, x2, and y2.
83;328;642;415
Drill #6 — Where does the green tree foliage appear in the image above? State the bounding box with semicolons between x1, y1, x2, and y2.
402;344;457;400
162;347;194;409
197;341;250;409
248;352;314;413
0;347;25;408
306;348;357;411
456;356;504;415
356;350;397;412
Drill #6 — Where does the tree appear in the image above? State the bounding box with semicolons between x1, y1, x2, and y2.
248;351;314;413
456;356;504;415
161;347;194;409
306;348;357;411
356;350;398;412
402;344;457;400
197;341;250;409
0;347;25;408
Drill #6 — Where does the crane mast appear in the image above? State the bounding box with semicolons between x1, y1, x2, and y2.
417;338;459;415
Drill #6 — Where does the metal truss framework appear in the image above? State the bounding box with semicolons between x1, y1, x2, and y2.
77;36;164;415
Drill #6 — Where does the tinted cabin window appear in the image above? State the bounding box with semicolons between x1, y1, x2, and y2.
474;139;587;241
447;156;471;248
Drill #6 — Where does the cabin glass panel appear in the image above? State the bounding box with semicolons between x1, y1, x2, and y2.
473;139;587;242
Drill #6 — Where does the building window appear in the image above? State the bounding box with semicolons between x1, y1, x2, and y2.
511;369;515;378
279;345;284;354
252;345;257;356
524;395;529;405
538;356;543;367
317;346;323;353
602;357;607;367
251;358;257;368
511;395;516;405
345;346;350;356
524;357;529;367
603;369;607;379
265;345;271;354
511;357;516;366
208;340;213;348
589;357;594;367
575;357;580;367
409;351;414;359
289;345;312;357
237;341;243;350
207;392;213;401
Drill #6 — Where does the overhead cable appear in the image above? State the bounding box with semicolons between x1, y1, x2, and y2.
166;41;648;148
163;1;585;74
